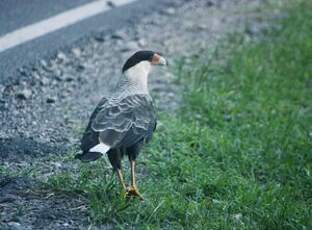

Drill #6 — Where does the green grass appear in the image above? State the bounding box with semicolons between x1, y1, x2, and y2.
47;1;312;229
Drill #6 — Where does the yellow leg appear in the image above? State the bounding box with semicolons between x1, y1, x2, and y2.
116;169;127;191
126;160;144;201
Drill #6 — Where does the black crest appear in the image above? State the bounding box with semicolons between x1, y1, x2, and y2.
122;50;155;73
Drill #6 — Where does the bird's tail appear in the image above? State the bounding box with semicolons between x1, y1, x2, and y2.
75;143;110;162
75;151;103;162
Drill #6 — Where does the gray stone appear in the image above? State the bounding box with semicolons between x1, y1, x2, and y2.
40;59;47;67
40;77;49;85
246;22;269;36
0;84;5;95
206;0;215;7
94;34;105;42
77;64;85;72
7;222;24;230
163;7;176;15
16;89;32;100
198;24;208;30
64;74;74;82
57;52;67;62
71;48;81;58
137;38;147;47
111;31;128;40
46;97;56;103
107;1;116;8
121;41;139;52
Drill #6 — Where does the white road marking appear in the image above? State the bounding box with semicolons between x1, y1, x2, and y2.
0;0;136;53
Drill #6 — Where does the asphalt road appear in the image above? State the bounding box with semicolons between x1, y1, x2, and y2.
0;0;169;84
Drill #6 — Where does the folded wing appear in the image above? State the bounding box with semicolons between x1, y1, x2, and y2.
81;94;156;153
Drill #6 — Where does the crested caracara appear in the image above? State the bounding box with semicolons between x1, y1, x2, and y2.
75;50;167;200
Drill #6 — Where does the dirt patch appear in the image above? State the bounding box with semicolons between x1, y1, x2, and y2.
1;177;89;230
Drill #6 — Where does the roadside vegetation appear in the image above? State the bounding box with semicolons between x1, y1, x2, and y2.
43;0;311;228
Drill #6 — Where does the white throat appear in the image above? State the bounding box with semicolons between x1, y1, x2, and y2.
123;61;151;94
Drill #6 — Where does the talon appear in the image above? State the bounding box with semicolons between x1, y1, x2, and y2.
125;186;144;201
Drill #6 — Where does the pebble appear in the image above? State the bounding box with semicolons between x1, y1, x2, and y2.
137;38;147;47
107;1;116;8
18;68;27;76
224;114;232;121
57;52;67;62
40;77;50;85
32;71;41;81
198;24;208;30
121;41;139;52
0;84;5;94
46;97;56;104
71;48;81;57
206;0;215;7
76;64;85;72
246;22;270;36
41;61;54;72
234;213;243;221
16;89;32;100
40;60;47;67
64;74;74;82
94;34;105;42
53;162;62;169
163;7;176;15
7;222;23;230
111;31;128;40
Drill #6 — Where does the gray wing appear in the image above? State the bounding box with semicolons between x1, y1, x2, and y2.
80;97;108;152
92;94;156;149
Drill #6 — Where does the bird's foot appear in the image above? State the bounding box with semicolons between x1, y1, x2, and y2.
125;186;144;201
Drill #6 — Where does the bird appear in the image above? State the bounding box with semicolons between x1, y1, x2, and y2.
75;50;167;200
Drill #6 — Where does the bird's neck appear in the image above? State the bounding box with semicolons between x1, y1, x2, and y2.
121;61;151;94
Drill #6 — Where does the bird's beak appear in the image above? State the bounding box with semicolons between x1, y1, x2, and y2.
159;56;167;66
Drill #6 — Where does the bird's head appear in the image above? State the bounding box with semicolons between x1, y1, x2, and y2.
122;50;167;74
